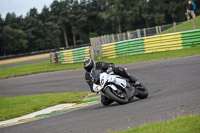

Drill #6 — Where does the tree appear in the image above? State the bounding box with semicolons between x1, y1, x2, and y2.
2;26;27;55
5;13;19;29
0;15;5;55
0;0;192;56
50;0;70;48
58;16;69;48
69;0;87;46
101;0;127;33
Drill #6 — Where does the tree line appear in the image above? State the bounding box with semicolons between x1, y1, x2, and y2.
0;0;199;56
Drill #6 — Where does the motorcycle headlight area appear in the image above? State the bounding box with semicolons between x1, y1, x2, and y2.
101;78;104;85
94;86;101;92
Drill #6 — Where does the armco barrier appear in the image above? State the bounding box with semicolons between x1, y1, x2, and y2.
102;43;116;58
102;38;144;58
115;38;144;57
58;29;200;64
102;29;200;58
60;46;90;64
181;30;200;48
143;32;183;53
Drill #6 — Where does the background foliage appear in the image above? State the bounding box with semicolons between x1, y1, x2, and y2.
0;0;199;56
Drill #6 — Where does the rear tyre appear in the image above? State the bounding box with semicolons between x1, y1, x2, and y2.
135;85;148;99
105;87;128;104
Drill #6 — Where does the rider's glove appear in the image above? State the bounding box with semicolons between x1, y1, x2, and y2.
106;67;113;73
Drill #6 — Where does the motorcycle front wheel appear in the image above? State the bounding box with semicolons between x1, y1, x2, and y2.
101;94;114;106
104;87;128;104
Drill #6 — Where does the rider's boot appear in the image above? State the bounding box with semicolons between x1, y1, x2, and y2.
128;75;137;85
126;74;143;89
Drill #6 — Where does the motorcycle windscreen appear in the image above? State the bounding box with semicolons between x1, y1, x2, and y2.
90;69;101;84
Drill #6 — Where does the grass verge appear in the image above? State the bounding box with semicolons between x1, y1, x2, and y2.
0;47;200;79
112;115;200;133
0;57;49;67
0;92;88;121
0;53;49;65
161;16;200;34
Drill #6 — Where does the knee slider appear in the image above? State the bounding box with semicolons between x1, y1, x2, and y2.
114;67;127;76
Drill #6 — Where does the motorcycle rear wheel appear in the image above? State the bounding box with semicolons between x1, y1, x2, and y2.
105;87;128;104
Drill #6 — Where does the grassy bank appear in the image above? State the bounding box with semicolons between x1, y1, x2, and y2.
0;92;88;121
0;46;200;79
112;115;200;133
161;16;200;34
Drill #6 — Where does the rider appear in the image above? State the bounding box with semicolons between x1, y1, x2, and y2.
83;58;142;105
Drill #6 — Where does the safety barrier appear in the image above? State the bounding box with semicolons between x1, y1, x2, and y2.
60;46;90;64
102;38;145;58
56;29;200;64
102;29;200;58
143;32;183;53
181;30;200;48
102;43;116;58
115;38;144;57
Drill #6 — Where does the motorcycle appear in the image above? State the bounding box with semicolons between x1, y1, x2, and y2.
90;68;148;105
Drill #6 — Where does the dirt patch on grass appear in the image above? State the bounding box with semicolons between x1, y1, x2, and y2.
0;54;49;65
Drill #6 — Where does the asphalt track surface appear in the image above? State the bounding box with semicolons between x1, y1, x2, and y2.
0;55;200;133
0;58;49;69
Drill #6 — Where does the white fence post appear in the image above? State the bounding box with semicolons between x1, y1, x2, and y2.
137;29;141;38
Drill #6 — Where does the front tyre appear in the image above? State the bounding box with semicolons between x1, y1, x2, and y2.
104;87;128;104
135;85;148;99
101;95;114;106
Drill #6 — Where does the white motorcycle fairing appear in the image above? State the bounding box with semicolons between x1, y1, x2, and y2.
100;72;127;89
93;72;126;93
93;72;135;99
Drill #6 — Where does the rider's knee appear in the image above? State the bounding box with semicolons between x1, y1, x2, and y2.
114;67;127;77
